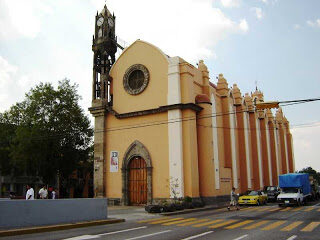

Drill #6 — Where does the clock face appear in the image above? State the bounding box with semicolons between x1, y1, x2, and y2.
108;18;114;27
97;17;104;27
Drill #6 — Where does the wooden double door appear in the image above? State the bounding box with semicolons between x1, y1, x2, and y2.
128;156;147;205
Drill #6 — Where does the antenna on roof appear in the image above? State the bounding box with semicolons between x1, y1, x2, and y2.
255;80;258;91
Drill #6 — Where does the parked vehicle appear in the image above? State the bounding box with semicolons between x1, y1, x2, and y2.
277;173;311;206
238;190;268;206
264;186;280;202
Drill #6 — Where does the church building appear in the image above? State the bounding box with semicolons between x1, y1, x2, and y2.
89;5;295;205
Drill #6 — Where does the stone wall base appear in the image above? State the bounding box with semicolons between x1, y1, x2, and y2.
109;195;230;206
200;195;230;206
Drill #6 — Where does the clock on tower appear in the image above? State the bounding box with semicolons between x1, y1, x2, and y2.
92;4;117;104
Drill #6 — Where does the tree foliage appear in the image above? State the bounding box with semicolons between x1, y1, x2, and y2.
299;166;320;184
0;79;93;184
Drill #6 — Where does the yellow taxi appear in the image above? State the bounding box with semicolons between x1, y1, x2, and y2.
238;190;268;206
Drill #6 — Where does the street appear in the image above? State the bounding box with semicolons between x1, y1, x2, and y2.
2;201;320;240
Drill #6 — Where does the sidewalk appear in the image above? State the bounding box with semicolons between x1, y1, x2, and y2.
0;204;229;237
0;219;124;237
160;203;229;216
108;202;229;218
108;205;153;221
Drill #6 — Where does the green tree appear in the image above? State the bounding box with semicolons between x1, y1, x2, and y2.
299;167;320;184
0;113;16;175
1;79;93;185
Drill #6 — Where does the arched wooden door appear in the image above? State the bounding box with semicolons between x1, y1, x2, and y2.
128;156;147;205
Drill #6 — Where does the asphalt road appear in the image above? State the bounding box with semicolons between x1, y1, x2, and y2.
2;201;320;240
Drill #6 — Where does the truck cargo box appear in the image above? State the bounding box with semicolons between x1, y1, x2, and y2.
279;173;311;195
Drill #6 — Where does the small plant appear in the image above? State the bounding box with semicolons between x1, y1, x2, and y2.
184;196;192;203
167;177;181;200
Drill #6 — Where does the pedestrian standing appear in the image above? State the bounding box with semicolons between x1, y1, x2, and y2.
227;187;239;211
26;184;34;200
52;188;56;199
38;185;48;199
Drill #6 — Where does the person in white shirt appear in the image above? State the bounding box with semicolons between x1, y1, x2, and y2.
227;187;239;211
52;189;56;199
26;185;34;200
38;185;48;199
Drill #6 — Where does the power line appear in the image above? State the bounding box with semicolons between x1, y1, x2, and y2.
1;97;319;140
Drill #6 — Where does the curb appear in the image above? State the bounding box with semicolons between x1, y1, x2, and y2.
160;204;229;216
0;219;125;237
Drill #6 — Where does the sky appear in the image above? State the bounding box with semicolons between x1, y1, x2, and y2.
0;0;319;171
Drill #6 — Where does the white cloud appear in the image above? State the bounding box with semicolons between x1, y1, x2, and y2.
260;0;278;5
291;124;320;172
0;56;39;112
0;56;16;111
1;0;249;115
293;24;301;30
220;0;241;8
251;7;264;20
307;19;320;28
91;0;248;62
239;19;249;32
0;56;17;86
0;56;19;111
0;0;53;40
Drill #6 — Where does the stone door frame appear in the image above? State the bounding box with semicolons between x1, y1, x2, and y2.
122;140;152;205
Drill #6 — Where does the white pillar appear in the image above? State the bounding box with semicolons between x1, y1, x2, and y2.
265;121;273;185
211;94;220;190
167;57;184;198
283;128;289;173
274;127;281;176
229;102;238;189
291;136;295;172
243;112;252;189
256;118;263;187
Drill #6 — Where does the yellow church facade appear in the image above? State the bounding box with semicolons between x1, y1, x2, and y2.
89;39;295;205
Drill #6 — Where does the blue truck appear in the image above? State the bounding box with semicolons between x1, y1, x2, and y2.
277;173;311;206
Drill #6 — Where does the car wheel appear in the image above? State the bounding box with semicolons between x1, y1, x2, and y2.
297;200;301;207
257;200;260;206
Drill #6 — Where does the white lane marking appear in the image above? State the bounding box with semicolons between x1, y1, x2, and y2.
287;235;297;240
233;234;248;240
63;226;148;240
181;231;214;240
63;235;99;240
124;230;172;240
98;226;147;236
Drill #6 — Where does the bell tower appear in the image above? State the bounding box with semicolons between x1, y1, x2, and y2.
90;4;118;198
92;4;117;104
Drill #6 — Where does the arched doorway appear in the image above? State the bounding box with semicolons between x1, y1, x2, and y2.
122;140;152;205
128;156;147;205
